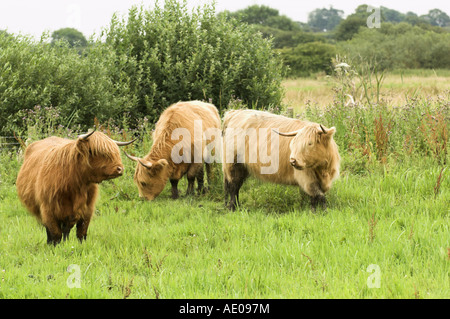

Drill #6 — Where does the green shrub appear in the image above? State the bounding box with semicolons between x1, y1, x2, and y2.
0;32;135;136
338;23;450;70
300;57;449;171
279;41;336;77
103;0;286;123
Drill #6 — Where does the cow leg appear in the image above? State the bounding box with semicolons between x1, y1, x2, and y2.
186;176;195;196
76;218;91;242
61;219;77;241
308;182;326;211
196;165;205;195
224;178;230;207
41;208;62;245
225;163;249;211
75;185;97;243
44;221;62;245
170;179;179;199
186;165;199;196
61;222;71;241
204;163;212;192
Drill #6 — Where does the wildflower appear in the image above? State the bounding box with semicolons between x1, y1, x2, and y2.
335;62;350;68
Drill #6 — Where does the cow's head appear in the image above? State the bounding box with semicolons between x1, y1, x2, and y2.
76;129;135;183
273;124;340;189
123;152;170;200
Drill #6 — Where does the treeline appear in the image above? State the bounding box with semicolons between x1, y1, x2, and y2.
220;4;450;76
0;0;285;136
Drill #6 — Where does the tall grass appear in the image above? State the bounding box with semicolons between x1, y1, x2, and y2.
0;63;448;299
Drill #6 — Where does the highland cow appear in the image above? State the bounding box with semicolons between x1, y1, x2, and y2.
222;109;340;211
125;101;221;201
16;129;134;245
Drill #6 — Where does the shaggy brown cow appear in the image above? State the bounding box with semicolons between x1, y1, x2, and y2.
16;129;134;245
125;101;221;200
222;109;340;211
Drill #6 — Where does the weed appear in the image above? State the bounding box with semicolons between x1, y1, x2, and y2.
122;276;134;299
373;112;392;163
434;167;445;198
368;214;378;243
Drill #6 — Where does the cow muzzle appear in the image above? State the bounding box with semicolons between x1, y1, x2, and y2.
290;158;304;170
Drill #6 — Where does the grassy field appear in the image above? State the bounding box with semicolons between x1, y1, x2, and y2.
283;69;450;113
0;72;449;299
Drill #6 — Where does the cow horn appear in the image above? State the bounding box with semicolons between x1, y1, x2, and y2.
78;128;96;140
123;151;153;169
138;159;153;169
319;124;327;134
112;138;137;146
272;129;298;137
123;151;139;162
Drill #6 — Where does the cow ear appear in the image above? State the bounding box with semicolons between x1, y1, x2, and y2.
327;127;336;136
157;159;169;167
138;159;153;169
318;125;336;137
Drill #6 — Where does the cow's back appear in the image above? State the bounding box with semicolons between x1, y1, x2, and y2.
16;137;70;220
154;101;220;136
222;109;310;185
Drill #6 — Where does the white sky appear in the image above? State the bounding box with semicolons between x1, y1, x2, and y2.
1;0;449;39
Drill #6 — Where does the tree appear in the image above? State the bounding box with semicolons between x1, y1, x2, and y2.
307;6;344;32
421;9;450;27
380;7;405;23
51;28;87;48
335;15;366;41
104;0;285;121
223;5;300;31
279;42;336;77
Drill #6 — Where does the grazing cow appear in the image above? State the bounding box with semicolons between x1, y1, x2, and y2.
222;109;340;211
16;129;135;245
125;101;221;200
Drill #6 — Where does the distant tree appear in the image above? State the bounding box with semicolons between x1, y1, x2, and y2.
404;12;431;27
51;28;87;48
335;15;366;41
224;5;300;31
380;7;405;23
421;9;450;27
307;6;344;32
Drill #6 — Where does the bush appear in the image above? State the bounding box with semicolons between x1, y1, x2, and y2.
338;23;450;70
279;41;336;77
301;57;449;172
103;0;286;123
0;32;135;136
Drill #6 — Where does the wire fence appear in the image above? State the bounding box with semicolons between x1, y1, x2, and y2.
0;136;25;150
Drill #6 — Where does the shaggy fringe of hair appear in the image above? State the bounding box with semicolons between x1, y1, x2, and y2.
41;132;120;197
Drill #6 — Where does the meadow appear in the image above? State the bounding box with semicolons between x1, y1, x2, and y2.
0;72;449;299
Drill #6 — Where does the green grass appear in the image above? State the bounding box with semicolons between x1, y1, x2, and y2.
1;151;448;298
1;71;448;299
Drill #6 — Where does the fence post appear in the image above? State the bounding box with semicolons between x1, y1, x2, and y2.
286;107;294;118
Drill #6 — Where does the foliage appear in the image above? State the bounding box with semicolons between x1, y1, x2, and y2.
103;0;285;123
0;32;135;136
421;9;450;27
279;42;336;77
51;28;88;48
219;4;300;31
0;71;449;298
301;57;449;171
338;23;450;70
307;6;344;32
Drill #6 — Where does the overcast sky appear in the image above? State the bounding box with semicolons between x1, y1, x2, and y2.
1;0;449;39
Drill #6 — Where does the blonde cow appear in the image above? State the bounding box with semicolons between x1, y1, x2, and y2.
222;109;340;211
125;101;221;200
16;129;135;245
